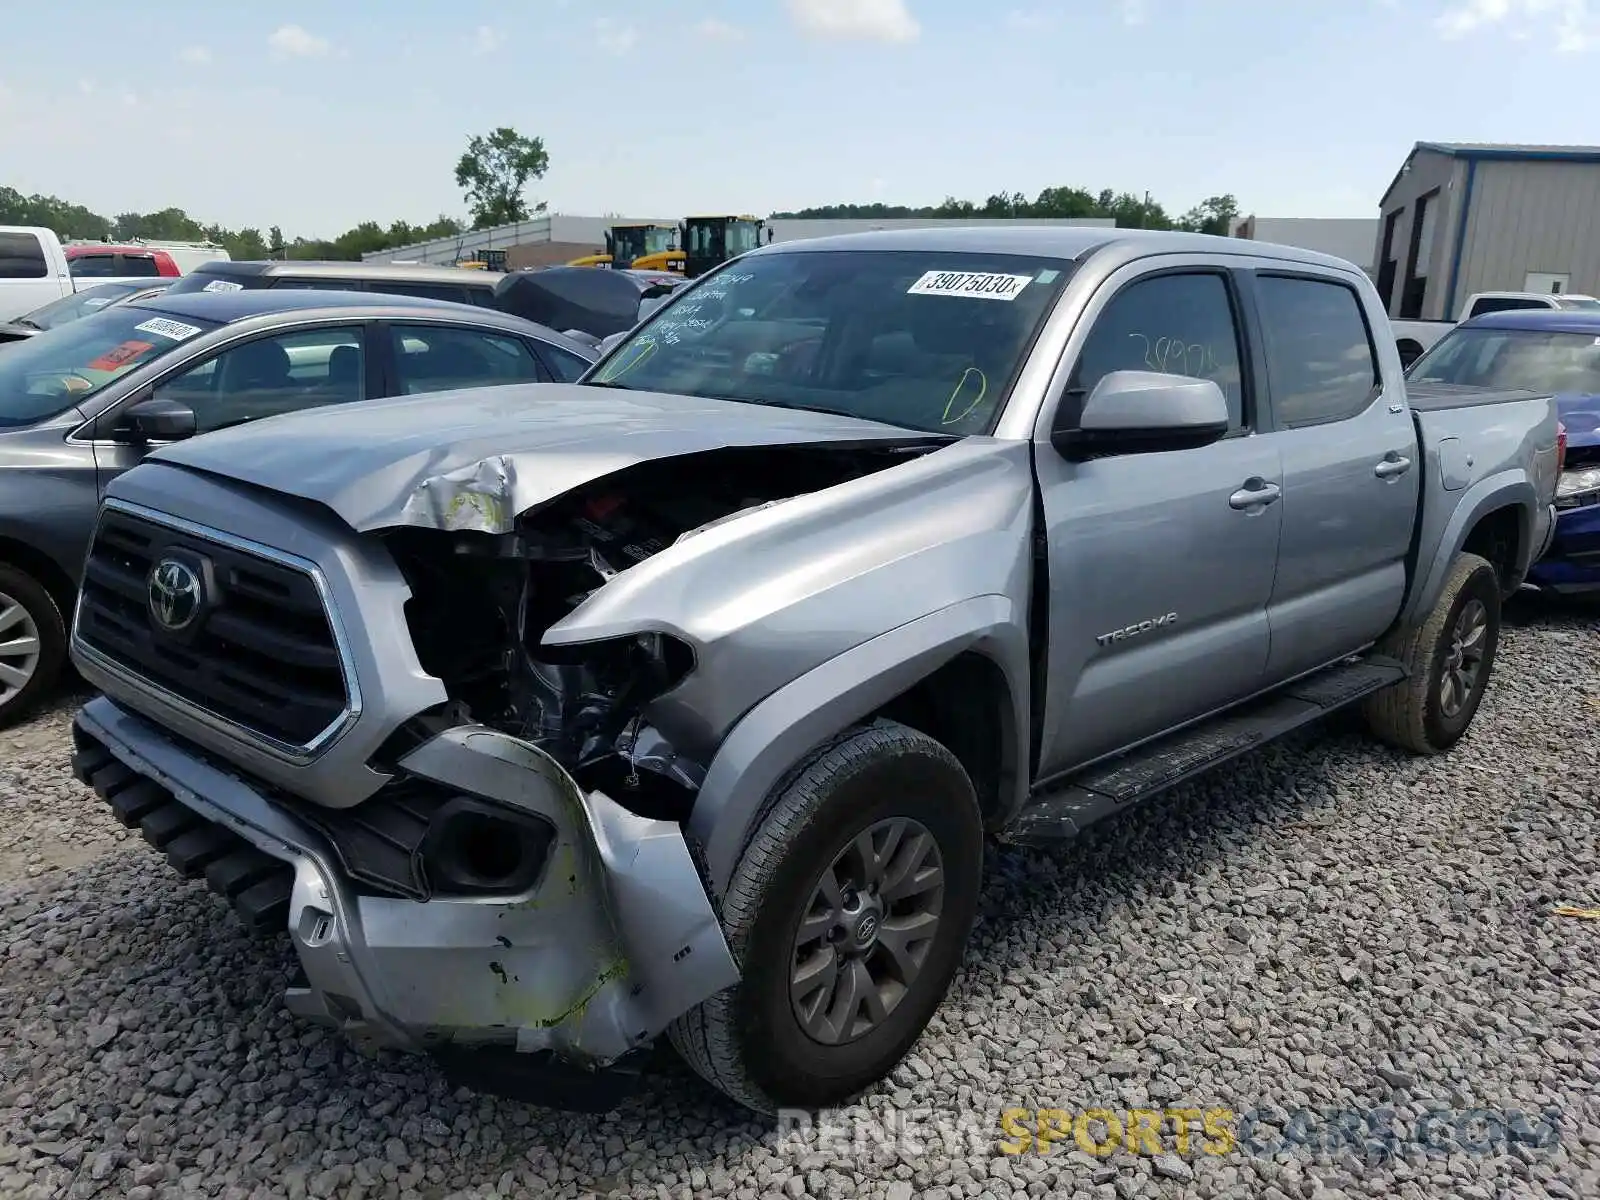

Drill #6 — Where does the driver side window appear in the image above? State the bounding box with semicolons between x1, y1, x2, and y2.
153;326;365;433
1068;272;1246;430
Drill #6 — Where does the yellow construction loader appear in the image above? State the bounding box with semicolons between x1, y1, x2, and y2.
630;215;769;278
568;223;678;271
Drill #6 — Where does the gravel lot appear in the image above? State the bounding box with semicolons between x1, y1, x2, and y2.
2;601;1597;1200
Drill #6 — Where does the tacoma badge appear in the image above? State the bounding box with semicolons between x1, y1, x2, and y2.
1095;612;1178;647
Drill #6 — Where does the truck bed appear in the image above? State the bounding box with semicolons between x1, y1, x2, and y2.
1404;379;1550;412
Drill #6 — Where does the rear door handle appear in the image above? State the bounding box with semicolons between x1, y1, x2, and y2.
1375;455;1412;479
1229;480;1281;510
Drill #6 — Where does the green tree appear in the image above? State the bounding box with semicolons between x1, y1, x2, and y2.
454;127;550;229
1176;194;1241;237
268;225;285;258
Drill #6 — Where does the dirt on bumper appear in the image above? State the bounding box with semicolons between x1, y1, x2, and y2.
70;696;738;1070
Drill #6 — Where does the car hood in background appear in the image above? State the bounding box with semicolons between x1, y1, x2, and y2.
144;384;949;534
1556;392;1600;448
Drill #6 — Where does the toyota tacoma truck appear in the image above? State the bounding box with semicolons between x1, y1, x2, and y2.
67;228;1561;1115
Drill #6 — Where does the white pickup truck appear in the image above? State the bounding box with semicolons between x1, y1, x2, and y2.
1394;290;1600;367
0;227;74;322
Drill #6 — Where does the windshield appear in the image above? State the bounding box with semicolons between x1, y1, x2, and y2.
1409;326;1600;395
589;249;1074;433
1555;296;1600;311
0;305;218;427
14;281;152;330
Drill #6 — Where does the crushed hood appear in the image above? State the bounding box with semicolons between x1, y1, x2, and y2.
1556;392;1600;449
148;384;944;533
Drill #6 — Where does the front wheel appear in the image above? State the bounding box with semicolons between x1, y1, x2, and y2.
1363;552;1501;754
669;720;984;1113
0;564;66;730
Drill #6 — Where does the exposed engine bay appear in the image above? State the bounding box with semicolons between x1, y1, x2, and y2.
380;443;939;820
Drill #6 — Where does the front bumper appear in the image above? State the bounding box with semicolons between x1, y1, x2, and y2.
72;696;738;1075
1526;500;1600;593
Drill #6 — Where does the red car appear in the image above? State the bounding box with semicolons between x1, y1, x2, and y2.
65;244;184;281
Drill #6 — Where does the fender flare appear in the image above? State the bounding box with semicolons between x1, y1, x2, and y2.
687;594;1031;899
1401;470;1535;628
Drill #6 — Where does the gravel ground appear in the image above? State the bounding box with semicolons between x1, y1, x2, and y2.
2;601;1598;1200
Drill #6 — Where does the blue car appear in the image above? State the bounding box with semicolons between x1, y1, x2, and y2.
1407;308;1600;593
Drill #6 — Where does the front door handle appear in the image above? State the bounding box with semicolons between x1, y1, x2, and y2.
1229;480;1281;510
1375;454;1412;479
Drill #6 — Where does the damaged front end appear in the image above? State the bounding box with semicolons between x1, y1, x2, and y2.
72;428;947;1106
72;699;737;1111
377;443;935;812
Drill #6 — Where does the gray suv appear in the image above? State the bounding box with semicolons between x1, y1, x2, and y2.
0;288;595;723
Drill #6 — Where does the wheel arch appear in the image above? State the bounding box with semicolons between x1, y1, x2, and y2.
0;535;75;620
1401;472;1534;629
687;595;1030;900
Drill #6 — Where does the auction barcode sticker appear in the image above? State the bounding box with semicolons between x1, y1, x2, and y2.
907;270;1033;301
133;317;204;341
202;279;245;293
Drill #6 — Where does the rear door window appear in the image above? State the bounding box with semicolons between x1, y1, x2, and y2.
69;254;118;278
389;324;550;394
1255;276;1380;427
0;232;47;280
115;254;162;278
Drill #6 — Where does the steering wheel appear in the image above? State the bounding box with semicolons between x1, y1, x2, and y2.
26;370;95;397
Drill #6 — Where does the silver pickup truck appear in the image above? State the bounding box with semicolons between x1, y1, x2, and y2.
67;228;1561;1116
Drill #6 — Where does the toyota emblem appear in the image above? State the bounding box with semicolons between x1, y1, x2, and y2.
148;558;203;632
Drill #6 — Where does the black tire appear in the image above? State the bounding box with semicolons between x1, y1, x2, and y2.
0;564;66;730
668;720;984;1114
1362;552;1500;754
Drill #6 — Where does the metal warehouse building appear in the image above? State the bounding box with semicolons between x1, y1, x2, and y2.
1375;141;1600;321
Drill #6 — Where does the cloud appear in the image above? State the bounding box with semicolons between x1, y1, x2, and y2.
178;45;212;65
268;24;331;58
697;17;745;41
469;25;504;54
1435;0;1598;51
787;0;921;43
1119;0;1149;25
595;17;639;55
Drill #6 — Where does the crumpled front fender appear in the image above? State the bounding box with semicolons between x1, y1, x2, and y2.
395;727;739;1060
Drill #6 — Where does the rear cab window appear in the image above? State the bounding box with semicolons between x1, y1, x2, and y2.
69;253;119;279
0;232;47;279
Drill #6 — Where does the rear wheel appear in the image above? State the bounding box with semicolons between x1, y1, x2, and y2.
669;721;984;1113
1363;552;1500;754
0;565;65;729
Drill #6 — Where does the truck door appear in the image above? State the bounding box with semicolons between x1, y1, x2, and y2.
1246;272;1419;683
1033;263;1283;776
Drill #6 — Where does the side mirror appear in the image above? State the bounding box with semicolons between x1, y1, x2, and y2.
597;331;629;355
120;396;198;443
1053;370;1230;461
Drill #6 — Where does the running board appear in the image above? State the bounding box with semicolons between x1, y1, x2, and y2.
1003;655;1405;846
